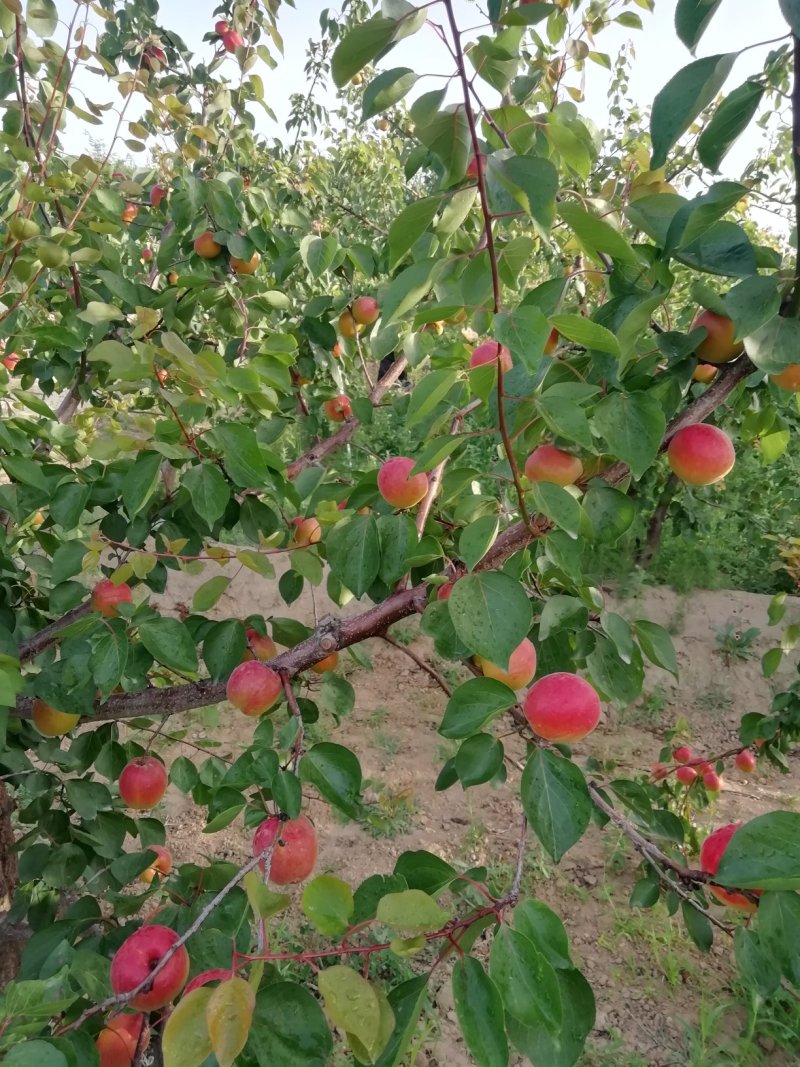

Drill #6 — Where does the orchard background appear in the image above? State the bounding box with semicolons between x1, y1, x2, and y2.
4;0;800;1065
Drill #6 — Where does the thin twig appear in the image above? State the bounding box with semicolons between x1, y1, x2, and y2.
510;814;528;900
281;673;305;773
382;634;452;697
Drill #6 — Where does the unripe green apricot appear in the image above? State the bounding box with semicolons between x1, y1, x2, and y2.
36;241;70;268
8;218;41;241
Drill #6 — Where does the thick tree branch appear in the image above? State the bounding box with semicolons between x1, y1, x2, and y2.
18;602;93;663
788;34;800;317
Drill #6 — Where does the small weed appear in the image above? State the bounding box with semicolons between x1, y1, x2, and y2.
372;727;401;757
696;684;734;714
364;779;416;838
388;621;416;646
714;621;761;665
435;739;457;764
579;1035;649;1067
367;705;389;727
622;684;668;726
431;656;469;688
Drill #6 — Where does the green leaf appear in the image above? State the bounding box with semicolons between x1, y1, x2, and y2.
716;813;800;889
51;541;87;585
413;105;471;187
50;482;90;529
557;203;639;267
162;986;214;1067
139;617;199;674
448;572;532;668
393;850;455;894
505;966;595;1067
377;513;417;585
548;313;620;357
406;368;458;427
531;483;582;539
302;875;354;937
90;629;128;696
203;620;247;682
538;596;589;642
362;67;418;121
373;975;429;1067
490;926;562;1031
650;53;737;169
247;982;333;1067
1;455;48;491
121;451;162;518
4;1041;68;1067
682;901;713;953
460;515;500;570
734;927;781;998
319;966;389;1061
300;743;362;817
214;423;269;489
455;733;504;787
721;275;780;340
380;259;438;324
332;16;398;87
494;305;550;375
170;755;199;792
757;891;800;986
26;0;58;36
64;779;112;821
698;79;764;172
327;516;380;597
452;957;508;1067
745;315;800;374
675;0;723;50
495;155;559;233
183;464;231;526
514;899;572;970
300;235;339;278
376;889;450;935
583;486;636;544
388;197;440;270
593;392;665;478
243;870;290;920
634;620;678;677
521;749;591;861
678;219;756;277
667;181;748;252
192;576;231;613
587;636;644;704
439;677;516;739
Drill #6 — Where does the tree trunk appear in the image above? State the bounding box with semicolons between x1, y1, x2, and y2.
0;781;22;984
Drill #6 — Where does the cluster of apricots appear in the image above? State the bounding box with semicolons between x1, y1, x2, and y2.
337;295;379;337
193;229;260;275
651;742;758;795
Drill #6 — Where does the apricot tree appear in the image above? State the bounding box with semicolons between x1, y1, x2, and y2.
3;1;800;1065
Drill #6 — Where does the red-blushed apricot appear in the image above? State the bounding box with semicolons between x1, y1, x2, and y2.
92;578;133;617
311;652;338;674
226;661;282;717
32;698;80;736
215;20;230;35
475;638;537;690
141;45;166;71
470;341;512;373
676;765;698;786
703;769;723;793
667;424;735;486
221;29;244;52
119;756;168;810
692;364;717;384
524;673;601;742
332;341;343;358
230;252;260;275
290;516;322;546
96;1013;150;1067
650;762;669;781
140;844;172;883
141;247;153;262
770;363;800;391
247;628;277;661
672;745;692;764
338;310;360;337
735;749;757;773
352;296;379;325
252;814;318;884
322;394;352;422
184;968;231;995
437;581;454;601
194;230;221;258
691;309;743;364
1;352;19;372
110;925;189;1011
524;444;583;486
543;327;559;355
700;822;760;911
149;184;167;208
377;457;429;509
466;154;486;180
121;203;138;224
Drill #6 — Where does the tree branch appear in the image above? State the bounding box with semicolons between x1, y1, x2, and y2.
382;634;453;697
788;34;800;317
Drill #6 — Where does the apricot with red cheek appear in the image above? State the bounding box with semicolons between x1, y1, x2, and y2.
377;457;429;509
226;661;282;717
700;822;760;911
247;628;277;661
692;364;717;384
676;765;697;786
290;516;322;547
475;638;537;691
322;394;352;422
691;309;743;364
524;444;583;486
771;363;800;391
667;424;735;486
352;296;379;325
252;814;318;884
735;749;756;773
470;341;512;373
524;673;601;742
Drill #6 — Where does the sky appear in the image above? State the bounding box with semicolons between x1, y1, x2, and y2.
56;0;790;188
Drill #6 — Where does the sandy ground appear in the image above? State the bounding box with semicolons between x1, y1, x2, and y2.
138;561;800;1066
